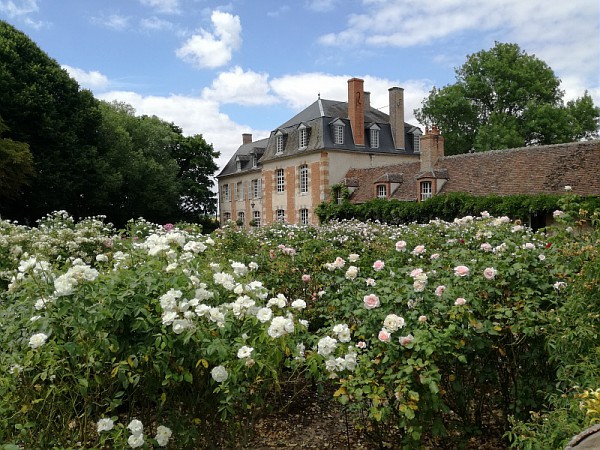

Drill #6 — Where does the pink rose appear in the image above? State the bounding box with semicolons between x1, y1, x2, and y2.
430;253;440;260
454;297;467;306
435;285;446;297
356;341;367;349
378;329;391;342
480;243;493;252
395;240;407;252
373;260;385;271
418;315;427;323
411;245;426;255
454;265;470;277
363;294;380;309
163;223;174;232
483;267;497;280
409;268;424;278
302;274;311;283
399;334;414;346
365;278;376;287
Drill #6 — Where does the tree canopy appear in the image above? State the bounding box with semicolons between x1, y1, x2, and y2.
0;20;219;226
415;42;600;155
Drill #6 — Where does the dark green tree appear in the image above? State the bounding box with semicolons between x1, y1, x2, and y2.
415;42;600;155
0;20;104;221
0;116;33;202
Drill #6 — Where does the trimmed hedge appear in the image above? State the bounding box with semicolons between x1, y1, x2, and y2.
315;192;600;225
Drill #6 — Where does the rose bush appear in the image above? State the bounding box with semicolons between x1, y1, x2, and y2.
0;196;598;448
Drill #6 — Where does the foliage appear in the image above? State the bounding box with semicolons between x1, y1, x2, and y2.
414;42;600;155
0;116;33;201
316;190;600;228
1;192;599;448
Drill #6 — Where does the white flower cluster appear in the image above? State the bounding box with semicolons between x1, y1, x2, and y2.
409;267;428;292
332;324;352;342
29;332;48;349
96;417;171;447
267;315;295;338
53;260;99;297
324;256;345;271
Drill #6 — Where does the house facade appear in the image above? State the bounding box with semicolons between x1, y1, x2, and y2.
217;78;423;226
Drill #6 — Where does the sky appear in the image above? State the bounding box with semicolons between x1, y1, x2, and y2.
1;0;599;173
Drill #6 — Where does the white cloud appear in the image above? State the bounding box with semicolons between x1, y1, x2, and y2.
92;14;130;30
306;0;338;12
140;0;179;14
0;0;38;17
140;16;173;30
96;90;269;172
201;66;278;105
176;11;242;69
62;65;110;90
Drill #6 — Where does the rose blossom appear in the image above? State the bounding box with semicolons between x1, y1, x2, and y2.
418;315;427;323
356;341;367;349
454;265;470;277
378;329;391;342
302;274;311;283
395;240;407;252
365;278;376;287
435;285;446;297
455;297;467;306
345;266;359;280
383;314;405;332
97;418;114;433
363;293;380;309
411;245;426;255
373;260;385;271
29;332;48;349
480;243;493;252
483;267;497;280
211;365;228;383
348;253;360;262
399;334;414;346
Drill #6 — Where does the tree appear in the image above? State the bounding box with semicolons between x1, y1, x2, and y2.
173;133;220;220
0;20;104;221
0;116;33;201
415;42;600;155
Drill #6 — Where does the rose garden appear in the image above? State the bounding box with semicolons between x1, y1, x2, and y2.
0;191;599;449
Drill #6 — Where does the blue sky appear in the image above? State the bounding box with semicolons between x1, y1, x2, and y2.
1;0;599;171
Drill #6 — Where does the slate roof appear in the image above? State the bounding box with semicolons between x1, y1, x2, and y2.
217;137;268;178
344;140;600;202
218;96;421;177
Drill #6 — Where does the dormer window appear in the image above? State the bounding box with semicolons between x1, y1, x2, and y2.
413;129;422;152
377;184;387;199
275;130;284;154
298;124;308;149
369;124;381;149
334;124;344;144
420;181;432;201
251;152;257;167
236;157;241;171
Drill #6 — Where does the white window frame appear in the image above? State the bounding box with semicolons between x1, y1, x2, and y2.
420;181;432;201
222;184;231;201
299;126;308;149
237;211;245;225
276;169;285;193
253;210;261;227
414;134;421;152
334;124;344;144
300;208;309;225
252;178;261;198
276;134;284;154
370;128;380;148
377;184;387;199
276;209;285;222
235;181;244;201
299;165;308;194
251;153;257;167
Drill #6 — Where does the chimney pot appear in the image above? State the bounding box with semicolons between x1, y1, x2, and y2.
242;133;252;144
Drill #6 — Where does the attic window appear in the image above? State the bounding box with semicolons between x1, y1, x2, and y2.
414;135;421;152
298;125;308;149
369;126;380;149
377;184;387;199
236;158;241;171
276;132;284;154
420;181;432;201
334;124;344;144
251;153;257;167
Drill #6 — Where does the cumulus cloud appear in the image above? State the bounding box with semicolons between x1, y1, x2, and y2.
201;67;278;105
176;11;242;69
0;0;38;17
139;0;179;14
62;65;110;90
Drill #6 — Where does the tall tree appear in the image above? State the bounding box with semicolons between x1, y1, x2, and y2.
0;20;103;221
0;116;33;202
415;42;599;155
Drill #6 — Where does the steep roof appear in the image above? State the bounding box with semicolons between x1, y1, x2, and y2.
217;137;268;178
345;140;600;202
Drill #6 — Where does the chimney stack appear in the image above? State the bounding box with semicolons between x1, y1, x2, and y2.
364;91;371;112
242;133;252;144
419;126;445;173
388;87;405;149
348;78;365;146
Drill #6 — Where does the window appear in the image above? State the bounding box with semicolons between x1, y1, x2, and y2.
334;124;344;144
223;212;231;221
370;128;380;148
236;158;241;171
222;184;230;201
377;184;387;199
414;134;421;152
299;126;308;149
251;179;261;198
276;169;285;192
251;153;257;167
420;181;432;201
235;182;244;201
300;208;309;225
237;211;245;225
299;165;308;194
276;209;285;222
252;210;261;227
276;134;284;154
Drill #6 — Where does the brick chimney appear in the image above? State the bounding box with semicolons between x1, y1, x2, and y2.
364;91;371;112
242;133;252;144
348;78;365;146
419;126;445;173
388;87;405;149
